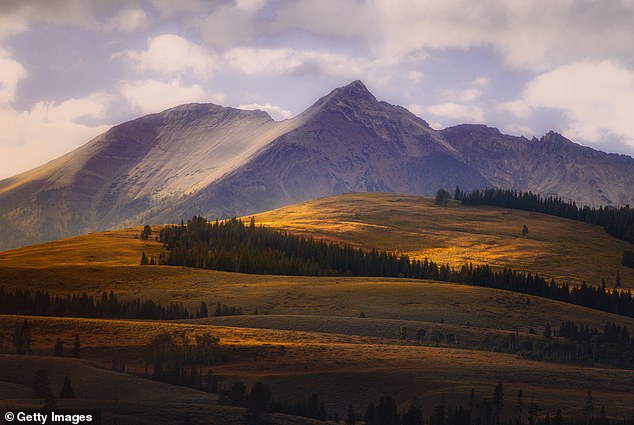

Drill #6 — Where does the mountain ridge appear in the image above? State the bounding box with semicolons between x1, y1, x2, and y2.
1;80;634;250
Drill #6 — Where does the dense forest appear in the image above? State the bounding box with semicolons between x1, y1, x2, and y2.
156;217;634;318
455;187;634;244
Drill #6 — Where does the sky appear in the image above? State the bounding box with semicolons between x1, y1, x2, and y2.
2;0;634;179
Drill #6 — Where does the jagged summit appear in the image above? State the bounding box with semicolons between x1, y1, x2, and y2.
332;80;376;101
307;80;378;114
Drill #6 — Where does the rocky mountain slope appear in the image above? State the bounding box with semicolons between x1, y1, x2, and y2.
1;80;633;250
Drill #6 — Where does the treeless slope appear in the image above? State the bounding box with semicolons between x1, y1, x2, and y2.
0;226;163;268
254;192;634;287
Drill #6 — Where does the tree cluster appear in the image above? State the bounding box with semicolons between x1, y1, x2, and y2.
219;380;328;421
148;331;225;391
479;321;634;368
0;289;189;320
457;188;634;244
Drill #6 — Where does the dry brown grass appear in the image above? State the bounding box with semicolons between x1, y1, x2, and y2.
1;267;633;335
255;193;634;286
1;315;633;419
0;354;324;425
0;226;165;268
1;193;634;420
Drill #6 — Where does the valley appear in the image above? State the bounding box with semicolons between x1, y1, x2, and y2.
1;193;634;424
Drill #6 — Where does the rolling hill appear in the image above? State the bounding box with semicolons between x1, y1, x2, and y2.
2;193;634;420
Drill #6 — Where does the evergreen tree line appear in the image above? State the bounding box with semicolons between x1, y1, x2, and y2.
156;217;634;319
0;289;245;320
623;250;634;269
455;187;634;244
0;288;190;320
479;321;634;368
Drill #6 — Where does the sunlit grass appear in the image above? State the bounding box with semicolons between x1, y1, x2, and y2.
254;193;634;286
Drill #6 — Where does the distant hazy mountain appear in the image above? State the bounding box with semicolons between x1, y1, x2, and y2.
1;80;633;250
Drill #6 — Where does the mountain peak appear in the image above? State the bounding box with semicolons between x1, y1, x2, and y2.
332;80;376;102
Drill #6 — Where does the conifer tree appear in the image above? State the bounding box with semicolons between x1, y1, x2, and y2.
13;320;31;354
54;338;64;357
72;335;81;358
346;404;357;425
59;376;75;399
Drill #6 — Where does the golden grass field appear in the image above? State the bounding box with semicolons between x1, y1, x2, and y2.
1;192;634;422
255;193;634;287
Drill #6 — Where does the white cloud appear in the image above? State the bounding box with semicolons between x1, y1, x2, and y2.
0;91;114;179
238;103;293;120
511;60;634;146
118;79;224;114
272;0;634;70
0;14;27;40
0;50;27;106
409;102;485;125
497;99;532;120
224;47;366;79
122;34;216;78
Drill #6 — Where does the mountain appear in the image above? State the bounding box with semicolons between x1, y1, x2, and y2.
1;80;634;250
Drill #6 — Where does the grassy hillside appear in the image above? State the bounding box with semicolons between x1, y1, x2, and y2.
0;227;164;268
1;192;634;419
0;354;324;425
1;192;631;286
254;193;634;287
2;315;634;419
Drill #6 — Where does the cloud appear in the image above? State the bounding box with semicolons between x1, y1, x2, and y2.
193;4;257;50
235;0;267;13
238;103;293;120
0;90;114;179
407;71;424;84
224;47;366;79
507;60;634;147
118;79;224;114
0;0;142;31
443;87;482;103
272;0;634;70
108;7;148;32
0;50;27;106
409;102;485;126
121;34;216;78
497;99;532;120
